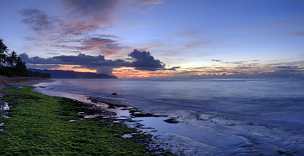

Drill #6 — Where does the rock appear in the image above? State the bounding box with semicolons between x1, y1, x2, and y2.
69;120;76;122
88;97;99;103
132;111;155;117
77;112;85;117
112;92;118;96
0;123;4;127
88;96;126;107
83;114;100;119
0;101;9;111
3;102;9;111
122;133;133;139
164;117;179;124
122;134;132;139
277;149;294;156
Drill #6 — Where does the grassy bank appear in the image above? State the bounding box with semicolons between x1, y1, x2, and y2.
0;87;166;156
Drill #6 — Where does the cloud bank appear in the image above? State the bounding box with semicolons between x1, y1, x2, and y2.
21;50;304;79
19;0;122;56
19;0;166;57
129;49;164;71
21;49;167;75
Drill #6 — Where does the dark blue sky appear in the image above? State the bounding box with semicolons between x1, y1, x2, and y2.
0;0;303;78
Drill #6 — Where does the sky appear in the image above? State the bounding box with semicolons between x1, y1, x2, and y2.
0;0;304;78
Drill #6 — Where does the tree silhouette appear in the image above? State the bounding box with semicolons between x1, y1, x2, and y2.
15;56;27;73
7;51;18;66
0;39;30;76
0;39;8;66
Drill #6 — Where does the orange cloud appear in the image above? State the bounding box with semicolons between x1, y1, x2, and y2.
51;64;97;73
109;64;276;78
112;67;176;78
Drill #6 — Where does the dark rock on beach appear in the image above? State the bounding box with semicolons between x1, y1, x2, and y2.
88;96;167;118
129;107;166;118
164;117;179;124
132;111;156;117
88;96;126;108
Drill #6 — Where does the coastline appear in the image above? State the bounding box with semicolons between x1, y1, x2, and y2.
31;79;304;156
0;76;51;88
0;78;173;155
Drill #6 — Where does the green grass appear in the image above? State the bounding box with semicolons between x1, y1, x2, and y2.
0;87;156;156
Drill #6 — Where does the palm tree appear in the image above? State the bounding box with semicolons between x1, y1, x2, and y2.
15;56;27;75
7;51;18;66
0;39;8;66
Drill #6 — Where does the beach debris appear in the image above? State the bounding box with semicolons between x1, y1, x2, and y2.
69;120;76;122
164;117;179;124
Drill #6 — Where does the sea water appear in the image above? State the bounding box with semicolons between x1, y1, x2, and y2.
35;78;304;156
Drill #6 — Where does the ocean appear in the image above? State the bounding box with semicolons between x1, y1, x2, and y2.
35;78;304;156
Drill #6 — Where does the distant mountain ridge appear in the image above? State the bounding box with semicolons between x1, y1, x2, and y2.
30;69;117;79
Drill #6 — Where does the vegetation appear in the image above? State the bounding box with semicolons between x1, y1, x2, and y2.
0;87;157;156
0;39;27;76
0;39;48;77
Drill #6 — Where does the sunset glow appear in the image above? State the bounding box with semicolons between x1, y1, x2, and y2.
52;65;97;73
1;1;304;155
112;67;176;78
0;0;303;78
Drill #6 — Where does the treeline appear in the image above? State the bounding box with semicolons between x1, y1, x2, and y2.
0;39;49;77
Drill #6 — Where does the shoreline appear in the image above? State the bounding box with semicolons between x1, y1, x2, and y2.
0;78;174;155
2;78;303;155
32;79;304;156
